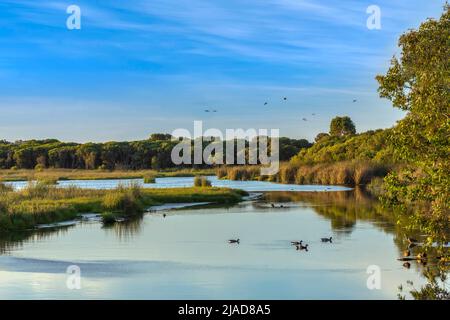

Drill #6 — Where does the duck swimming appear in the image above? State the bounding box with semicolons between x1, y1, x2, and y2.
407;237;418;244
416;252;427;260
228;239;240;244
321;237;332;243
291;240;303;246
297;244;309;251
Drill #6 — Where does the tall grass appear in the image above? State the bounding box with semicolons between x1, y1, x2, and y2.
0;168;216;182
102;183;145;215
0;182;246;231
224;166;260;181
216;161;392;186
194;176;212;187
143;174;156;183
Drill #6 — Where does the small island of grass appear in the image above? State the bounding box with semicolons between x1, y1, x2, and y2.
0;182;247;231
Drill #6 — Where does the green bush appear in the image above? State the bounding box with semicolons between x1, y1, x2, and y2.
194;176;212;187
102;186;144;216
143;174;156;183
101;212;117;224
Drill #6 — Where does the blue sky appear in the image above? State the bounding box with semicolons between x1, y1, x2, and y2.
0;0;445;142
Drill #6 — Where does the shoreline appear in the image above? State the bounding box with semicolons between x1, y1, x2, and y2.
0;184;247;232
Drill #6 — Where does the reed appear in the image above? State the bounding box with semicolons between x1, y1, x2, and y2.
143;174;156;183
0;183;246;231
0;168;216;182
194;176;212;187
216;161;392;187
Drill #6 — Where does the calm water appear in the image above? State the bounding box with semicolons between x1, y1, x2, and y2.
1;183;445;300
6;176;352;192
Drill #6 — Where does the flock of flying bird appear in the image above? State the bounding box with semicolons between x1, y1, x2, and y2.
203;96;358;121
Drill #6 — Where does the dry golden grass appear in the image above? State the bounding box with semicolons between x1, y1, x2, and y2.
215;161;392;186
0;168;215;182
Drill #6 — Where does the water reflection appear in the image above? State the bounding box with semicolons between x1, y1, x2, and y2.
263;189;449;297
0;189;448;299
0;227;73;255
103;216;144;240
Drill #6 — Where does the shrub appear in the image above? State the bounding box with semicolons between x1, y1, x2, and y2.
143;174;156;183
0;182;13;194
216;167;228;179
194;176;212;187
101;212;117;224
36;177;58;186
102;185;144;216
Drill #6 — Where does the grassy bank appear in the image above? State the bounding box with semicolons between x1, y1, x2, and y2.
0;168;215;182
217;161;393;187
0;182;246;231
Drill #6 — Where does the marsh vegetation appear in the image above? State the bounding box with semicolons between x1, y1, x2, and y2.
0;181;246;231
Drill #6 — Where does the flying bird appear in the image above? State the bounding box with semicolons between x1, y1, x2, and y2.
353;99;357;103
264;102;268;106
283;97;287;101
302;118;308;121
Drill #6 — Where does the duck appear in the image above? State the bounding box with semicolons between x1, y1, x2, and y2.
407;237;418;244
228;239;240;244
163;213;166;218
408;242;417;249
321;237;332;243
403;250;411;257
291;240;303;246
416;252;427;260
297;244;308;251
403;262;411;269
271;203;275;208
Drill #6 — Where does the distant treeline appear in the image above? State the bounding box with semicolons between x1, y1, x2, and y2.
0;134;311;170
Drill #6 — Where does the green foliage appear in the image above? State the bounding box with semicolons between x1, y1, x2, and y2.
0;183;246;231
102;184;144;215
291;129;394;165
101;212;118;224
143;174;156;183
329;116;356;137
149;133;172;141
315;132;330;142
376;4;450;233
0;136;311;170
194;176;212;187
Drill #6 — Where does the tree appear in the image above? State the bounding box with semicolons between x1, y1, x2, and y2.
376;5;449;242
149;133;172;141
329;116;356;137
315;132;329;142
